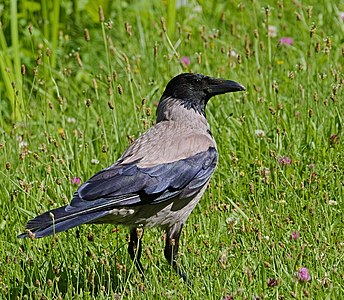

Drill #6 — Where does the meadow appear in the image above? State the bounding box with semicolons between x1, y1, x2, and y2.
0;0;343;299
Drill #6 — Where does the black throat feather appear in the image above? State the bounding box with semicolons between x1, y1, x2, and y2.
179;98;207;117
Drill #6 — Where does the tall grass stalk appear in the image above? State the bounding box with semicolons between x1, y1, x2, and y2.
167;0;176;39
50;0;61;69
9;0;23;121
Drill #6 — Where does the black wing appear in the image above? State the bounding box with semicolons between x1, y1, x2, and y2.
77;146;217;201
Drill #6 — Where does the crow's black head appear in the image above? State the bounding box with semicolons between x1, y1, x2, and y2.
159;73;245;116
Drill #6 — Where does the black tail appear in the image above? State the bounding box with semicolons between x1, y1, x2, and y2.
18;205;108;238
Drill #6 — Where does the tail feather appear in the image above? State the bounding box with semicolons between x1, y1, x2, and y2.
18;205;109;238
24;205;69;229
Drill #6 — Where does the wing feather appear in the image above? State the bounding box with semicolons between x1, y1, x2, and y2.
77;147;217;203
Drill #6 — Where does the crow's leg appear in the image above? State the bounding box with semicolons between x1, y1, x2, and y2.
164;223;188;282
128;227;144;277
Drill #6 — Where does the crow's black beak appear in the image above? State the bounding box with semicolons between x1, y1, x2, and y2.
206;78;245;96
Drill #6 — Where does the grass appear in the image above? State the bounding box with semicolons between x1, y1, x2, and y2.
0;0;343;299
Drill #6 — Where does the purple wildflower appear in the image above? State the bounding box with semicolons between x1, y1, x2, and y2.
290;231;300;240
296;267;311;282
278;156;292;166
329;134;339;145
267;277;280;287
279;37;293;45
181;56;190;66
70;177;81;185
340;12;344;20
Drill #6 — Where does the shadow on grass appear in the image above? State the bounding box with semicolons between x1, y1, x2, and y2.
9;228;145;299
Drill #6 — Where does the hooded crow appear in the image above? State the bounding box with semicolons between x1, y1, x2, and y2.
19;73;245;281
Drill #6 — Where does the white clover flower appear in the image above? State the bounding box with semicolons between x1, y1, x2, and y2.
19;141;28;148
67;117;76;123
227;50;237;57
255;129;265;138
268;25;277;37
91;158;99;165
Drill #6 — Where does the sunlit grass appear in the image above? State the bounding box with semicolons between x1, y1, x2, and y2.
0;1;343;299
